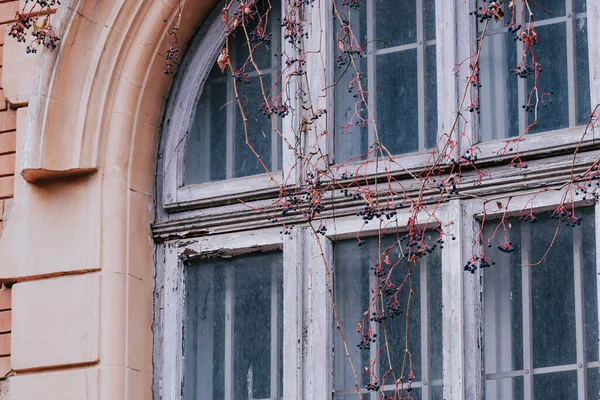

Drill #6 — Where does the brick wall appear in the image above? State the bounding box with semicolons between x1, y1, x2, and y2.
0;0;24;383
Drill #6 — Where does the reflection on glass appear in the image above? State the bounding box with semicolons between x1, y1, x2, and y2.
184;252;283;400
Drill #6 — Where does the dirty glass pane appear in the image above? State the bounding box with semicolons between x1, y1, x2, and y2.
479;29;519;141
484;207;597;399
534;371;577;398
425;45;438;149
575;0;587;14
527;23;569;135
588;368;600;400
184;252;283;400
334;234;442;397
377;49;419;154
376;0;416;49
334;0;436;161
478;6;590;141
334;0;368;163
184;0;280;185
484;223;523;374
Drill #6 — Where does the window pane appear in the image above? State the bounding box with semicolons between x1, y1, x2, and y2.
526;0;565;22
484;223;523;374
484;207;597;399
425;45;438;149
377;49;419;154
185;66;228;184
588;367;600;400
479;30;519;141
234;76;273;178
533;371;578;398
184;252;283;400
334;0;436;161
334;234;442;397
376;0;416;49
485;376;524;400
334;1;368;163
527;23;569;135
478;6;590;141
184;0;280;185
575;0;587;14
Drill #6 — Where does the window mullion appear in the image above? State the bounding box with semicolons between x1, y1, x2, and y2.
573;224;588;399
419;257;430;399
270;262;280;398
566;0;578;127
282;226;305;399
587;1;600;108
416;0;426;152
596;202;600;366
226;58;235;180
442;200;483;399
367;0;377;151
520;224;533;400
516;0;527;135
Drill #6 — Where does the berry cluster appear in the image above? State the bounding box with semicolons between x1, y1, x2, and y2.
163;42;179;74
550;208;583;227
357;332;376;350
464;255;494;273
365;382;381;392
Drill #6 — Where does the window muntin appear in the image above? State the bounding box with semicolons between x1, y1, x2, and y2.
478;1;590;142
333;0;437;163
333;235;443;399
483;208;600;399
184;0;282;185
184;252;283;399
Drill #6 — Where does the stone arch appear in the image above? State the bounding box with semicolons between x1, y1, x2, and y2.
0;0;218;397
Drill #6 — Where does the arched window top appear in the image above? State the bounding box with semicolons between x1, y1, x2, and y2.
160;0;282;208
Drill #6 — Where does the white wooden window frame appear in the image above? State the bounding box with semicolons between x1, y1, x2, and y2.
155;1;600;399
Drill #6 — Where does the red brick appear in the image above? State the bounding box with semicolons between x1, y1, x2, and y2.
0;176;13;199
0;334;9;356
0;131;15;155
0;288;9;311
0;153;14;177
0;311;10;333
0;110;15;133
0;89;7;111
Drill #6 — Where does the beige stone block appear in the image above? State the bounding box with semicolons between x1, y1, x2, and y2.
128;369;152;400
98;272;125;367
11;274;100;370
0;173;102;280
98;366;125;400
127;275;152;373
2;23;41;106
128;190;154;280
0;131;15;155
0;356;10;378
0;90;6;111
10;367;99;400
129;121;158;196
0;333;10;356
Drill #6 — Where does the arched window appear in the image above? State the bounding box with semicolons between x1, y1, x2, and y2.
154;1;600;399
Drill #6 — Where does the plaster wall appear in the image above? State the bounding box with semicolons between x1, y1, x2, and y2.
0;0;218;398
